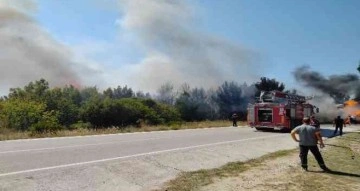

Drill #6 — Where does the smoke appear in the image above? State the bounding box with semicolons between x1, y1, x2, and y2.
293;66;360;103
0;0;100;95
309;95;343;122
115;0;260;92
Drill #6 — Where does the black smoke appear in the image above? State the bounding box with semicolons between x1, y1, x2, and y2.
293;66;360;103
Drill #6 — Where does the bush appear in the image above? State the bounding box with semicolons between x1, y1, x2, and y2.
29;111;61;134
1;99;46;131
69;121;93;130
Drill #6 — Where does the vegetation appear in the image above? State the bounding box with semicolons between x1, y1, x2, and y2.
0;77;286;139
157;132;360;191
0;120;242;141
154;150;294;191
254;77;285;96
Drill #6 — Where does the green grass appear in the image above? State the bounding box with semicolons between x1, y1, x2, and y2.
0;120;245;141
296;132;360;191
156;132;360;191
154;150;295;191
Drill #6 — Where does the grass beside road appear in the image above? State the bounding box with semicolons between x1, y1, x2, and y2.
299;132;360;191
0;120;243;141
156;131;360;191
153;150;294;191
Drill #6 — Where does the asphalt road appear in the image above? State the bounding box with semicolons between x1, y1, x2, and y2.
0;125;358;191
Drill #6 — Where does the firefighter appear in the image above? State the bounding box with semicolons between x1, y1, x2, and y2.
345;115;351;125
333;116;346;136
310;115;320;129
231;113;238;127
291;117;329;171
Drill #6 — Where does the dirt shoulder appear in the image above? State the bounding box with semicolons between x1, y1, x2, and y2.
201;132;360;191
158;130;360;191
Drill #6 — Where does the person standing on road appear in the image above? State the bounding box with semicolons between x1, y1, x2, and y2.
310;115;320;129
291;117;329;171
333;116;345;136
231;113;238;127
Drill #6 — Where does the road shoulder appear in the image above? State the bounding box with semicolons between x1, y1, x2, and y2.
158;127;360;191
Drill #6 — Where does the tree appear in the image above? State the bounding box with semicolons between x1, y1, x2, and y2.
80;87;100;103
43;86;81;127
8;78;50;102
62;85;82;106
214;81;246;119
79;95;104;127
103;88;114;98
175;87;213;121
152;102;181;124
113;85;134;99
255;77;285;96
135;91;151;98
156;82;177;105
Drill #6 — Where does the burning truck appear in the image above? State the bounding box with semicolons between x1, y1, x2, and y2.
337;100;360;124
247;91;319;131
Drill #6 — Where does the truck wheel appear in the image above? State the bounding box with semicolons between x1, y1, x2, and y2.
280;128;291;133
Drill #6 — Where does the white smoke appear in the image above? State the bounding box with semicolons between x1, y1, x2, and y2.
0;0;101;95
309;94;341;122
114;0;261;92
0;0;263;95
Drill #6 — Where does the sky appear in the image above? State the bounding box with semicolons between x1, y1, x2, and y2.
1;0;359;96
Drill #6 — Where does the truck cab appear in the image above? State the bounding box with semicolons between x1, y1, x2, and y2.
248;91;318;131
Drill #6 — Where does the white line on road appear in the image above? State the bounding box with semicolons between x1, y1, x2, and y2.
0;126;242;143
0;137;170;154
0;134;282;177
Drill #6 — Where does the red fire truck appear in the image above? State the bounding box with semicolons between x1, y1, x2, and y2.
247;91;319;131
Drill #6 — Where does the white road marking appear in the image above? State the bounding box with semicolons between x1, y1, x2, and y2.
0;126;242;143
0;137;168;154
0;134;282;177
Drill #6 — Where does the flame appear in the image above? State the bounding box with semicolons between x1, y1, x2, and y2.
345;100;358;107
344;100;360;117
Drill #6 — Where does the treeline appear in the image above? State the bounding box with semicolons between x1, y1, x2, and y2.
0;77;286;133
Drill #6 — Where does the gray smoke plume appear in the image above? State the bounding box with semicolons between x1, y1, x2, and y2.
115;0;261;92
293;66;360;103
0;0;98;95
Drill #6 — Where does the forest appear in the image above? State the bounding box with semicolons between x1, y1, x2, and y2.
0;77;286;134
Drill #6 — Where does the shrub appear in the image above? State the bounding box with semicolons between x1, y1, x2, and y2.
1;99;46;131
29;110;61;134
69;121;93;130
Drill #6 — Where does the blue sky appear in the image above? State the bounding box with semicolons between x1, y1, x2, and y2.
200;0;360;82
28;0;360;91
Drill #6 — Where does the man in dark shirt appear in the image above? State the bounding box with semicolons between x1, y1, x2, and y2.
231;113;238;127
291;117;329;171
333;116;345;136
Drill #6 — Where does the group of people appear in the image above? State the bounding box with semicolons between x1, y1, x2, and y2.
291;115;347;172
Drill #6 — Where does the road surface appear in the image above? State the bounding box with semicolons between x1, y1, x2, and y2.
0;125;358;191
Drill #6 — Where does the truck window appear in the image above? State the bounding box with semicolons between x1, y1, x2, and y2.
258;108;272;122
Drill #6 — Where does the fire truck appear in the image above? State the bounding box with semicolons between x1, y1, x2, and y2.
247;91;319;131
